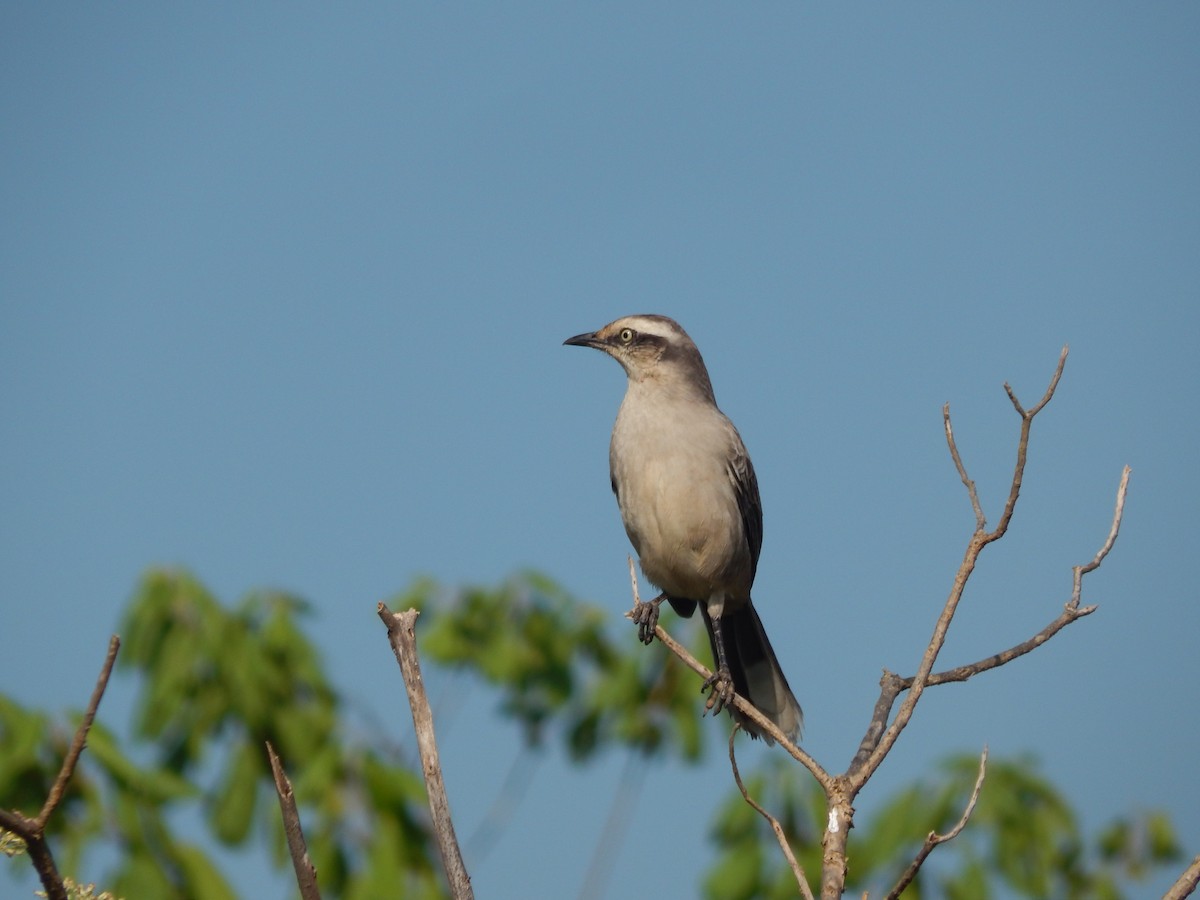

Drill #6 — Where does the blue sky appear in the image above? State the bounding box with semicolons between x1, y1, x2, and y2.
2;4;1197;898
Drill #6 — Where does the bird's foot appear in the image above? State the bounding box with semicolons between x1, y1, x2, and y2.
630;593;665;644
702;665;736;716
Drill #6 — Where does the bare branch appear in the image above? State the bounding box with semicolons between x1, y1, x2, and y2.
1028;343;1068;416
1164;855;1200;900
1;636;120;900
913;464;1129;691
377;604;474;900
846;529;982;790
38;635;120;826
884;746;988;899
727;728;815;900
944;403;986;530
849;349;1070;791
848;671;905;777
623;559;834;792
850;543;1106;774
1072;465;1131;607
989;345;1068;544
914;604;1096;690
267;742;321;900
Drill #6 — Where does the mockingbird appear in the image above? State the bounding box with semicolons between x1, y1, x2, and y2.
565;314;802;743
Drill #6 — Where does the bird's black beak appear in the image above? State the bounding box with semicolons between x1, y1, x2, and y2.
563;331;603;349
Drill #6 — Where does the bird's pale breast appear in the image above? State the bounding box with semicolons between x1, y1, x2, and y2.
610;390;752;602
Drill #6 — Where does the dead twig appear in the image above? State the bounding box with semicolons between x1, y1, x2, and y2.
884;746;988;899
0;635;120;900
266;742;321;900
849;347;1070;792
727;727;815;900
943;406;985;531
378;604;474;900
1071;465;1131;607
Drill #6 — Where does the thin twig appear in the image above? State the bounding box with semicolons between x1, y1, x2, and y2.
1071;465;1131;607
1164;855;1200;900
624;558;833;791
903;602;1095;690
267;742;321;900
728;727;815;900
39;636;120;825
943;404;986;530
378;604;474;900
884;746;988;899
0;636;121;900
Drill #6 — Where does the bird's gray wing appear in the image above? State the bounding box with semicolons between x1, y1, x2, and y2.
728;439;763;577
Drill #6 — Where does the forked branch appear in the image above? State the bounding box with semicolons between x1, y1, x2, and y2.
849;347;1071;792
850;462;1130;776
0;635;120;900
989;345;1069;543
884;746;988;899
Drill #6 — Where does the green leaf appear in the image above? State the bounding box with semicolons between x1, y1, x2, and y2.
1146;809;1182;862
174;843;237;900
702;837;764;900
208;740;261;845
86;723;195;804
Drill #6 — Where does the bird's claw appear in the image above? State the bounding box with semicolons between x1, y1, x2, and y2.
630;596;663;644
702;666;736;716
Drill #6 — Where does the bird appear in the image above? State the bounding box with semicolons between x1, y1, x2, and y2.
564;314;802;743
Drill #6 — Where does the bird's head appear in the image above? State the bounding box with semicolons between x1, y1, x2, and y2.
563;314;715;398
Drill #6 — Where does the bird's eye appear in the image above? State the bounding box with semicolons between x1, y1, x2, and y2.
618;328;635;344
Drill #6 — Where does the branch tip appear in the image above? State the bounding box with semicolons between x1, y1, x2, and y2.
1071;465;1132;606
885;746;988;899
943;402;986;529
380;600;473;898
40;635;120;825
267;742;321;899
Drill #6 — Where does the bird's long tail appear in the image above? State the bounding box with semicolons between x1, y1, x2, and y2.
702;602;803;744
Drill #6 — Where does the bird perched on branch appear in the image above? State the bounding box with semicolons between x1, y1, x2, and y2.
564;314;802;743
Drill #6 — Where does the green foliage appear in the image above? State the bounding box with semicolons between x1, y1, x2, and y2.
0;568;1186;898
416;570;707;762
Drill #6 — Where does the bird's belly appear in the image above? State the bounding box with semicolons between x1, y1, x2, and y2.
620;465;748;600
